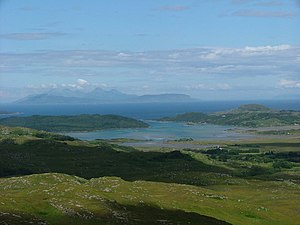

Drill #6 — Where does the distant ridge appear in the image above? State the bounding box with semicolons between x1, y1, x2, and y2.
15;88;196;104
231;104;271;112
159;104;300;127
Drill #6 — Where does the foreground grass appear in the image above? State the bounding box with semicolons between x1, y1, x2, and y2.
1;173;299;225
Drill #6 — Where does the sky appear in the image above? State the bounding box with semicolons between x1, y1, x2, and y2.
0;0;300;102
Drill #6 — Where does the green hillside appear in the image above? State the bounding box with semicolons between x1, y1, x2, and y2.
0;114;149;132
0;126;230;184
160;104;300;127
0;125;299;224
0;173;231;225
1;171;299;225
1;125;299;184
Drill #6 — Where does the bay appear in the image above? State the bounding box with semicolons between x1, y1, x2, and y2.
65;120;254;141
1;100;298;141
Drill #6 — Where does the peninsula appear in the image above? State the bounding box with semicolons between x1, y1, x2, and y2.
159;104;300;127
0;114;149;132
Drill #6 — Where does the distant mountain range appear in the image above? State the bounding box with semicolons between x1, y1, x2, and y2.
16;88;196;104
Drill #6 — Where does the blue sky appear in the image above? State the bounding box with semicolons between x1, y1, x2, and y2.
0;0;300;101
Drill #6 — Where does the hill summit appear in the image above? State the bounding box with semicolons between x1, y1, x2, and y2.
232;104;272;112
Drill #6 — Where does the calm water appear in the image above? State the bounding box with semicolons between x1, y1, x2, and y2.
1;100;298;141
1;100;300;119
65;120;254;141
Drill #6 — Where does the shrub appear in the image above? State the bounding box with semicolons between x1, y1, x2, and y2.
273;160;293;169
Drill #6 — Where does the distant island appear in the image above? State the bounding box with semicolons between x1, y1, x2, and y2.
15;87;196;104
160;104;300;127
0;111;21;115
0;114;149;132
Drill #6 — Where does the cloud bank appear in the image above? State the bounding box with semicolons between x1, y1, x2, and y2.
279;79;300;88
159;5;189;11
1;45;299;100
232;10;299;18
0;32;67;41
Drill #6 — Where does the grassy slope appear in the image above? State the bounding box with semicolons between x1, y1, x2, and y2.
0;126;300;224
0;173;299;225
0;114;149;132
0;173;230;225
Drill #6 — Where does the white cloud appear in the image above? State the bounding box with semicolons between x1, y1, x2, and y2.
185;84;205;90
279;79;300;88
25;80;111;92
159;5;189;11
193;45;293;61
254;1;284;7
185;83;232;91
216;83;232;90
27;83;58;89
231;0;255;4
240;45;292;57
0;32;67;41
118;52;130;57
76;79;89;86
244;44;290;52
232;10;299;18
1;45;299;83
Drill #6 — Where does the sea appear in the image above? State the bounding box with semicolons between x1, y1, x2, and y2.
1;100;299;119
1;100;299;141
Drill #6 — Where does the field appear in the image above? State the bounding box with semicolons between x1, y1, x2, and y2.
0;125;299;224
